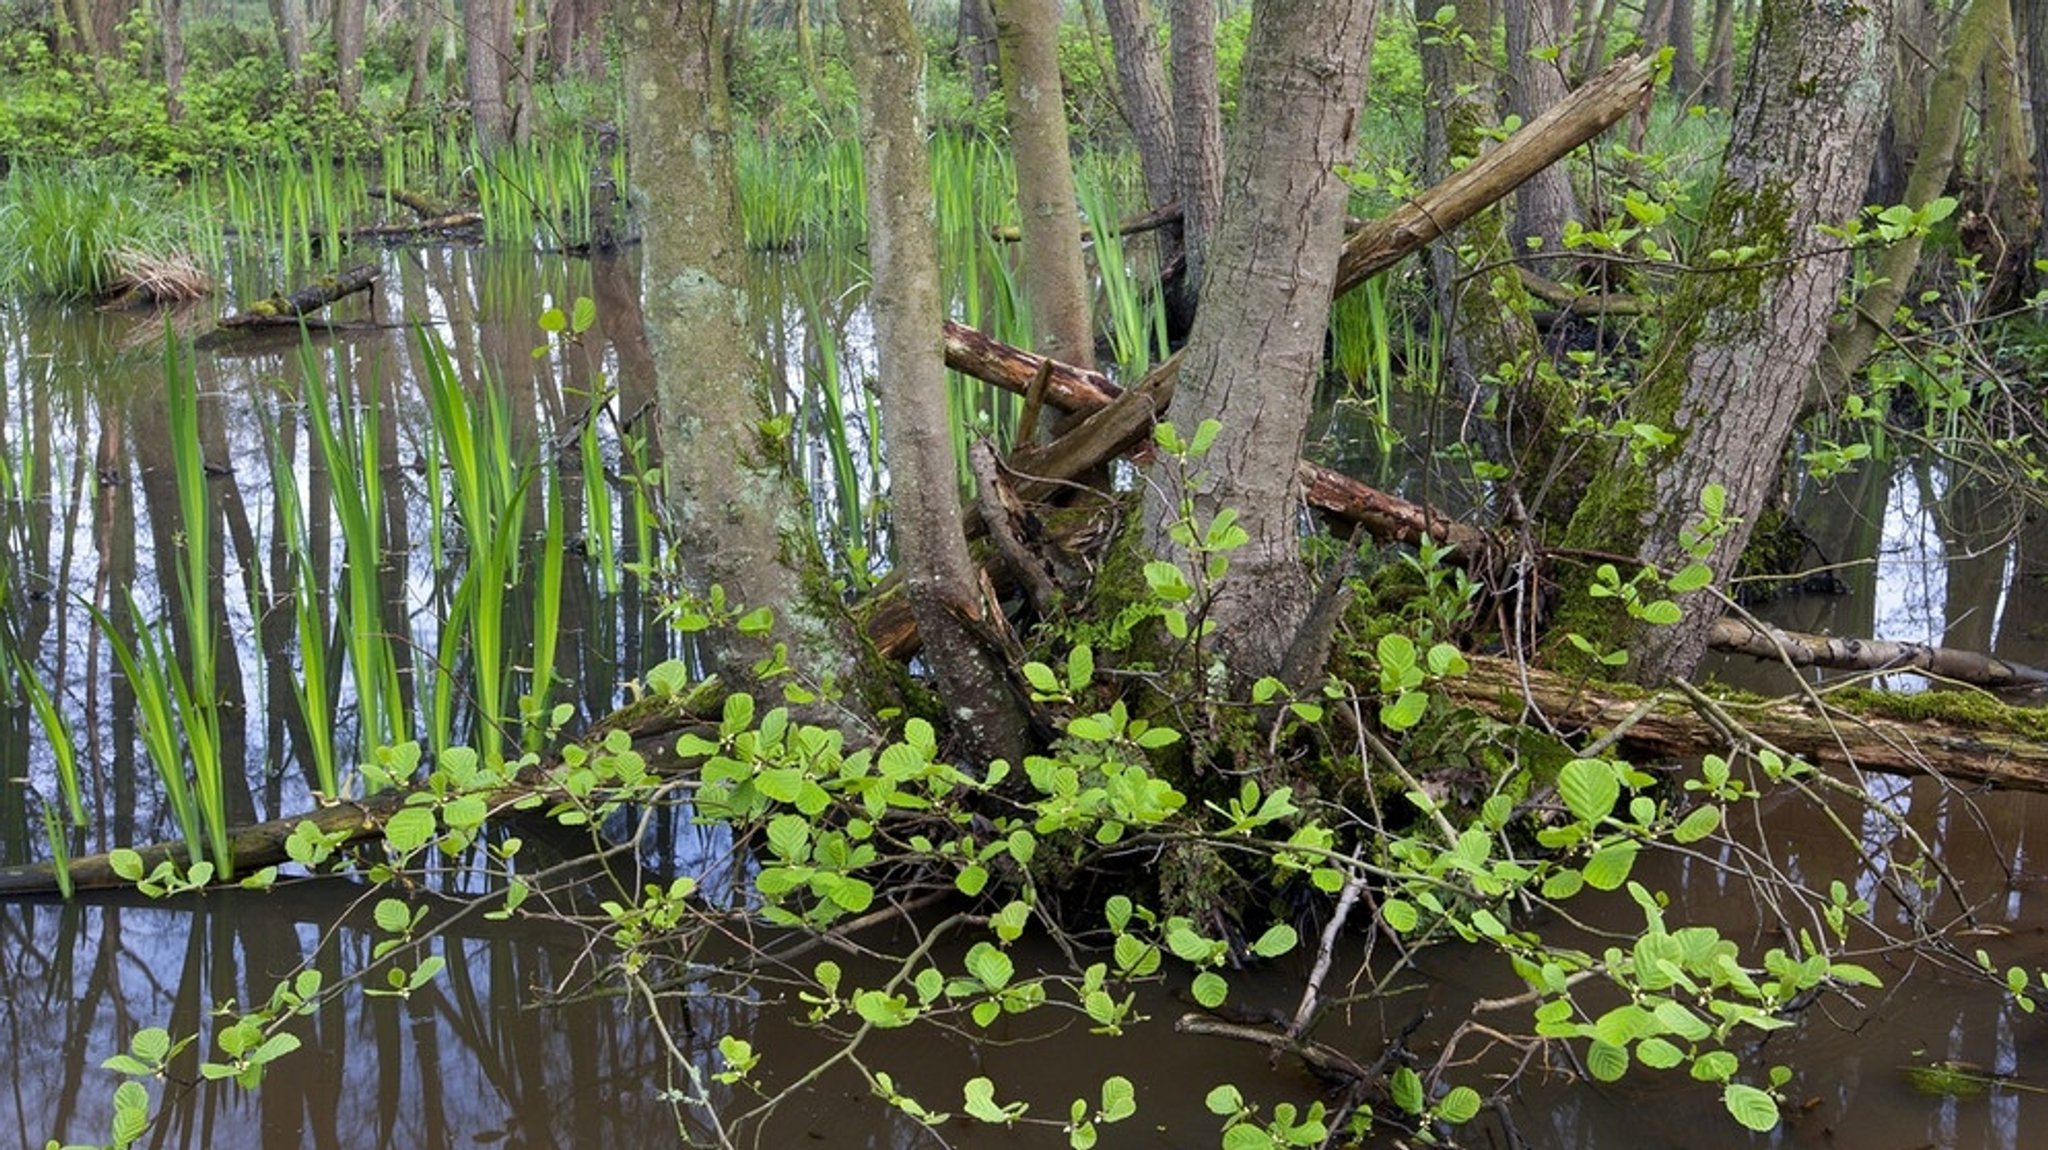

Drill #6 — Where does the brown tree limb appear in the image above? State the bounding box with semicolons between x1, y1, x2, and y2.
219;263;381;326
1707;617;2048;690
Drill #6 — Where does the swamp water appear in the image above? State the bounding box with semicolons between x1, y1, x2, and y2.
3;245;2047;1147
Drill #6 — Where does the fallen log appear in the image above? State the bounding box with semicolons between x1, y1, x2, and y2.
216;263;381;327
990;201;1183;243
1444;655;2048;790
367;186;453;219
0;680;725;897
1707;618;2048;690
350;211;485;240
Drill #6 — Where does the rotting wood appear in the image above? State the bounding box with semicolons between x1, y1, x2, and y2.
367;185;453;219
217;263;381;327
989;200;1183;243
1443;655;2048;790
349;211;485;240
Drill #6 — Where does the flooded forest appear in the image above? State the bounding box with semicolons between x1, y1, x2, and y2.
9;0;2048;1147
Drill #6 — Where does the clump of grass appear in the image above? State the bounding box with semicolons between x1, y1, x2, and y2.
0;159;197;301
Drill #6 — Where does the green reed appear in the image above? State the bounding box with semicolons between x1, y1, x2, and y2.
13;653;83;827
419;328;524;763
300;345;405;757
92;599;205;868
264;418;340;797
1075;170;1165;380
579;398;619;594
0;159;188;300
162;339;233;877
1330;276;1399;458
523;468;567;751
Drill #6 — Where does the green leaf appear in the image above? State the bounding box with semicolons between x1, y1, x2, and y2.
1586;1040;1629;1082
1376;632;1417;673
1204;1084;1244;1116
1067;644;1094;690
110;1080;150;1145
110;848;145;882
1690;1050;1739;1082
1382;899;1419;933
1581;841;1640;891
962;1076;1020;1124
1250;924;1298;959
1637;599;1683;626
373;898;413;935
130;1028;171;1062
1191;970;1228;1008
1558;759;1620;824
1636;1036;1685;1069
1435;1085;1481;1124
570;296;597;334
382;806;437;855
1099;1075;1137;1122
1667;563;1712;593
1723;1083;1780;1132
1674;805;1722;844
956;864;989;896
1381;690;1428;731
1390;1066;1424;1114
965;943;1014;991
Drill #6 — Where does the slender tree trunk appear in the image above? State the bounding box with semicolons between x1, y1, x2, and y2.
1668;0;1699;103
467;0;514;147
406;0;436;108
162;0;186;122
514;0;539;143
994;0;1098;377
1421;0;1537;441
1169;0;1223;294
841;0;1031;764
1144;0;1379;681
1504;0;1580;262
1704;0;1736;106
1577;0;1619;78
625;0;862;707
957;0;1000;104
1101;0;1181;271
1980;0;2036;287
2029;0;2048;276
1821;0;1998;402
335;0;366;112
1560;0;1894;685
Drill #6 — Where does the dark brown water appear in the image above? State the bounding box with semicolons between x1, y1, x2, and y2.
6;246;2048;1148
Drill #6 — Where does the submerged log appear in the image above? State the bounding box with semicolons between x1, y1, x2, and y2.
349;211;485;240
217;263;381;327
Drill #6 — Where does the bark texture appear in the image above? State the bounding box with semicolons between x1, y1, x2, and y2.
1504;0;1580;261
1562;0;1894;684
335;0;366;112
627;0;859;702
1143;0;1379;680
843;0;1030;764
1170;0;1224;292
467;0;516;147
994;0;1098;374
1102;0;1181;270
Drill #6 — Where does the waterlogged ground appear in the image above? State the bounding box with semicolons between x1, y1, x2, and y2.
4;246;2048;1147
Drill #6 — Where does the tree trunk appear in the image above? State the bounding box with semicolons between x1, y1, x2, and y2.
467;0;515;147
1703;0;1736;107
1821;0;1997;404
1504;0;1580;263
957;0;1000;104
406;0;436;108
994;0;1098;377
2028;0;2048;276
1143;0;1379;681
1979;0;2036;292
1668;0;1699;103
1559;0;1894;685
1576;0;1619;79
1101;0;1180;271
1169;0;1224;294
842;0;1031;764
626;0;862;707
162;0;185;122
334;0;366;113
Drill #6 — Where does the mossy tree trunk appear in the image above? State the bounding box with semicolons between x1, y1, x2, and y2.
842;0;1032;765
1142;0;1378;681
994;0;1098;380
1821;0;1998;404
626;0;865;712
161;0;185;121
1558;0;1893;685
